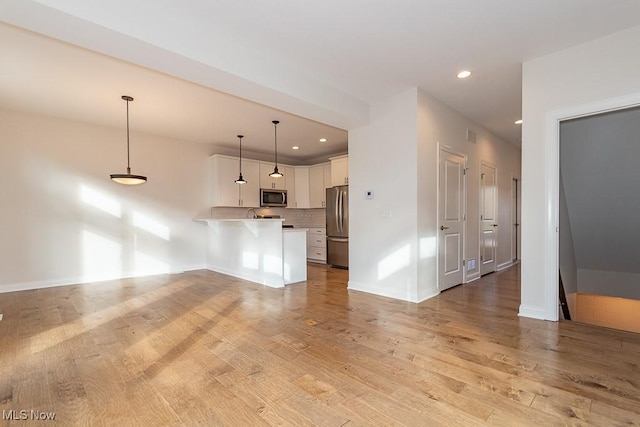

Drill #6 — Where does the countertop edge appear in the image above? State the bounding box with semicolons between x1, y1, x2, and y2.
194;218;285;223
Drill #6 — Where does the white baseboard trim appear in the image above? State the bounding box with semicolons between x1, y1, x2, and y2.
416;290;440;303
0;276;84;294
0;265;202;294
465;272;481;283
518;304;547;320
497;261;515;271
206;266;285;289
181;264;208;272
347;280;437;303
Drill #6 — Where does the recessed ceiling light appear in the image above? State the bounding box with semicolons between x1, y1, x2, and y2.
292;146;299;150
457;70;472;79
319;138;327;142
515;119;523;124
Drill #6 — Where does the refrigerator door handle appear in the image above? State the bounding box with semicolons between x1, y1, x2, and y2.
327;237;349;242
338;190;343;233
335;190;341;233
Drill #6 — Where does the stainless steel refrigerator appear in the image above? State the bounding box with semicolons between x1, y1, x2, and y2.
326;185;349;268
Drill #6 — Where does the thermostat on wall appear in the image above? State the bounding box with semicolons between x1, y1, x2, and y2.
365;191;374;200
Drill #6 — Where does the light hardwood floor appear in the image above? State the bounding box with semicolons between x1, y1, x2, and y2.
1;264;639;426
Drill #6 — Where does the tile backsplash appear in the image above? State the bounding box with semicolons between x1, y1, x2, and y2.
210;207;326;228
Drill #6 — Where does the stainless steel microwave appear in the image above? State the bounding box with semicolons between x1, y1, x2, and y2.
260;189;287;207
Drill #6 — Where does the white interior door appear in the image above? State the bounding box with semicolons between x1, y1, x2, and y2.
512;178;520;262
480;162;497;275
438;149;465;291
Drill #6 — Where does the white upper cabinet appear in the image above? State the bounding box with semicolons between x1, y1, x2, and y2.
211;155;260;207
293;166;310;209
309;162;331;208
330;155;348;186
211;155;337;209
282;166;296;208
240;161;261;207
259;162;287;190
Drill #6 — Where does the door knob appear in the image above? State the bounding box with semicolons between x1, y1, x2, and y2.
440;226;449;230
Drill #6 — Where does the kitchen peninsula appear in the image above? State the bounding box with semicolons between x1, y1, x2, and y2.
197;218;307;287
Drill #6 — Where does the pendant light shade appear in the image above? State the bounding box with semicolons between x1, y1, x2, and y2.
235;134;247;184
110;95;147;185
269;120;283;178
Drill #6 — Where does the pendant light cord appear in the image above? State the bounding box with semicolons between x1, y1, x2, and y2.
238;135;243;174
126;98;131;171
273;120;279;168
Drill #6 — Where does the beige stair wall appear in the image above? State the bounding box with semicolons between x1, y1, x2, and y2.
575;293;640;333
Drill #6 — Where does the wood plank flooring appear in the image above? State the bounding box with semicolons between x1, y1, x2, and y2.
1;264;639;426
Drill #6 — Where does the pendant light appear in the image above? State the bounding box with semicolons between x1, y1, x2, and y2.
235;134;247;184
110;95;147;185
269;120;283;178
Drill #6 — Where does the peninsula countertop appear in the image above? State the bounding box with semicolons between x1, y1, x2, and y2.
196;218;307;287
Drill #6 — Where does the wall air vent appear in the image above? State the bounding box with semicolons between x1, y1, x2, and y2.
466;128;477;144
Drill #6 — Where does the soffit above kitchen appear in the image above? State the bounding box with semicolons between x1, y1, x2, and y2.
0;23;349;165
2;0;640;149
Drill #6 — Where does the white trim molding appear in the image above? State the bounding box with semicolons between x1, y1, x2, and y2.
0;265;202;294
518;304;547;320
436;142;469;290
465;272;481;283
542;91;640;321
348;280;439;303
497;261;515;271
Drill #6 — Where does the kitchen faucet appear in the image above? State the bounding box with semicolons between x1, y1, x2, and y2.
246;208;258;219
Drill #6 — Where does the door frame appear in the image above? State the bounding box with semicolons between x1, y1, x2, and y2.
479;159;498;276
436;143;468;291
542;93;640;321
511;175;521;263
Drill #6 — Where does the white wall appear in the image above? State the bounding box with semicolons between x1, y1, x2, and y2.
521;25;640;320
0;109;211;293
348;88;520;303
418;91;521;283
348;89;420;301
577;269;640;300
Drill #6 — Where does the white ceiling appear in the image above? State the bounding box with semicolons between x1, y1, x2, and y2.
2;0;640;157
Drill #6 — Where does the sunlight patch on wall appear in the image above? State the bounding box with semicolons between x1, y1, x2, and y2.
83;230;122;282
242;251;259;270
263;254;282;275
378;244;410;280
419;236;437;259
80;185;121;217
133;212;170;241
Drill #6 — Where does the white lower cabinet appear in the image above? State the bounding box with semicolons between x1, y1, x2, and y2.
307;227;326;263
